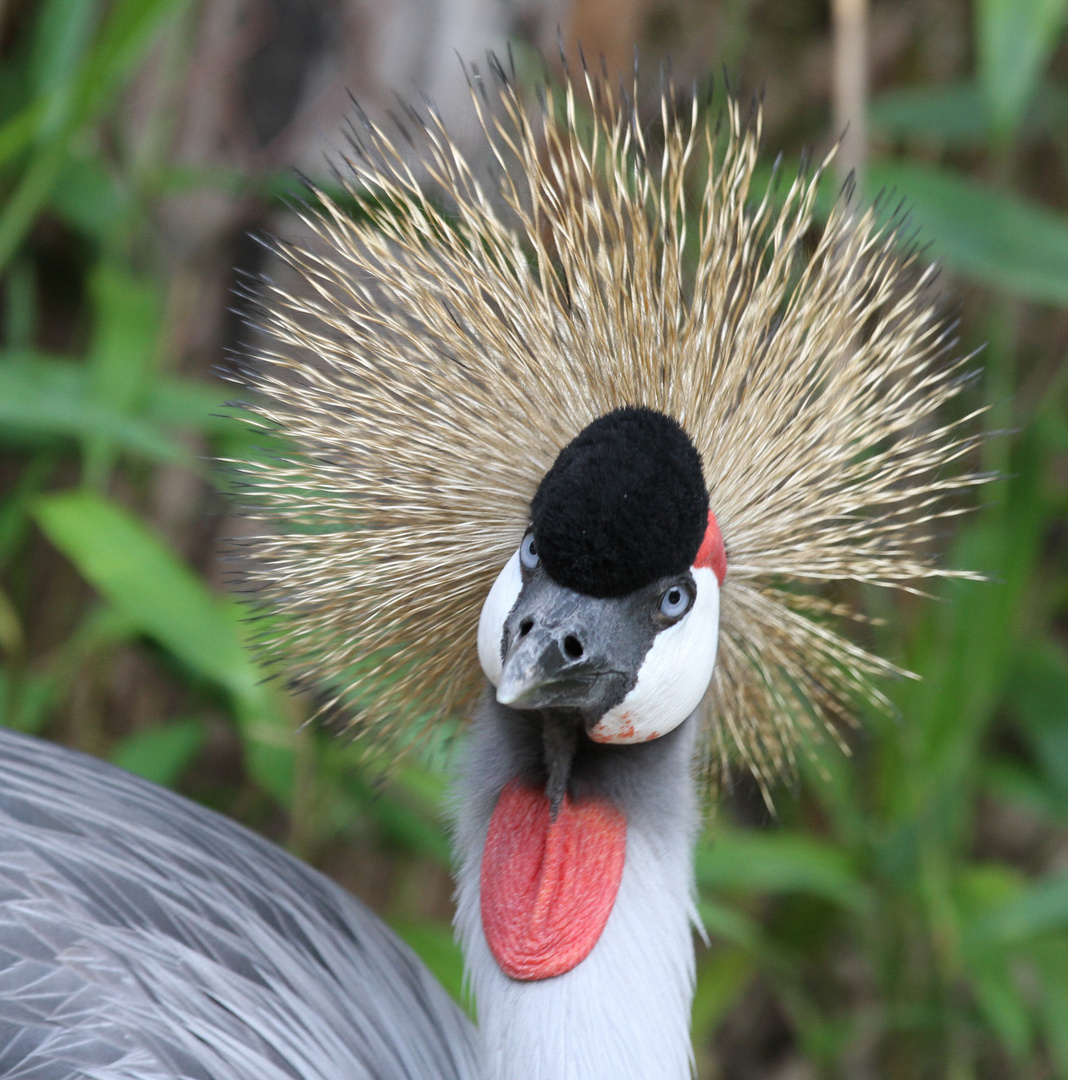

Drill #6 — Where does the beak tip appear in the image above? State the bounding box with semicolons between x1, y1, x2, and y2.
495;672;528;708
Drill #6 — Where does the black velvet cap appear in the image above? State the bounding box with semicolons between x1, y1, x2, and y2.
530;406;710;598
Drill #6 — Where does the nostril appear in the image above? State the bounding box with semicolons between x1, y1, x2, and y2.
563;634;584;660
519;619;534;638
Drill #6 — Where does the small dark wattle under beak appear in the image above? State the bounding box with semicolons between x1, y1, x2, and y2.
494;576;641;813
497;622;597;816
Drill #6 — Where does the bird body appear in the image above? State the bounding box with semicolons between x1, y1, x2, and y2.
0;726;481;1080
0;62;984;1080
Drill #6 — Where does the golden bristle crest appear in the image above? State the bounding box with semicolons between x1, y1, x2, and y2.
235;64;984;786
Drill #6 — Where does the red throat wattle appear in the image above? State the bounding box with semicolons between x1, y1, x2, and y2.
694;509;727;584
480;779;627;980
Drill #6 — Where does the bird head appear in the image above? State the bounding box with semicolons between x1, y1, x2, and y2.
236;62;980;817
478;406;725;749
471;406;728;985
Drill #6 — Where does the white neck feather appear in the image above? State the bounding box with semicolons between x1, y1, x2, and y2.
452;697;701;1080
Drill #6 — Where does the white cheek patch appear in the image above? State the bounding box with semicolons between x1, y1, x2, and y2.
589;566;721;744
478;549;523;687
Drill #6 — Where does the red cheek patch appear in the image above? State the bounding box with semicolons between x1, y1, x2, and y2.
694;510;727;584
481;779;627;981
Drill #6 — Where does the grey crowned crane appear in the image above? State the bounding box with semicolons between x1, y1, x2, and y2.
0;66;980;1080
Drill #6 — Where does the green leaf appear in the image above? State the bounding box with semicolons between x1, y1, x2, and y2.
871;82;991;145
32;490;258;701
32;491;296;803
977;0;1068;137
970;956;1033;1060
29;0;100;137
0;0;188;269
5;257;36;350
969;871;1068;946
0;102;46;169
76;0;191;122
0;140;68;270
892;511;1039;815
392;920;469;1013
50;154;126;241
0;585;23;655
391;760;450;811
3;673;57;734
697;898;764;951
1007;642;1068;796
84;261;163;483
870;80;1068;146
232;694;297;808
2;606;134;733
869;161;1068;306
146;378;234;435
958;863;1028;927
984;759;1068;824
1035;937;1068;1075
0;353;190;464
111;719;206;787
339;762;451;864
692;946;756;1045
0;454;54;570
87;262;162;411
696;832;868;911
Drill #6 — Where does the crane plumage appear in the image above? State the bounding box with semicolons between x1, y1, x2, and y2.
0;59;986;1080
0;726;481;1080
237;62;983;793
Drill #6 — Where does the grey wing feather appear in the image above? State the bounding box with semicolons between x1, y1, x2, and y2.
0;727;484;1080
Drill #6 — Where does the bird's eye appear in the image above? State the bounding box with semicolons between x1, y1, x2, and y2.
520;533;539;571
659;582;693;620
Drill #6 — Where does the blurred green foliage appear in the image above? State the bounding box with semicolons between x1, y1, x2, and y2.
0;1;1066;1078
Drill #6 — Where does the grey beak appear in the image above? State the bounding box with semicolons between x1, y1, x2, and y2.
494;578;636;719
496;625;579;709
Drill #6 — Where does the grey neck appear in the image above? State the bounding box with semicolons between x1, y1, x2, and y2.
451;693;701;1080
